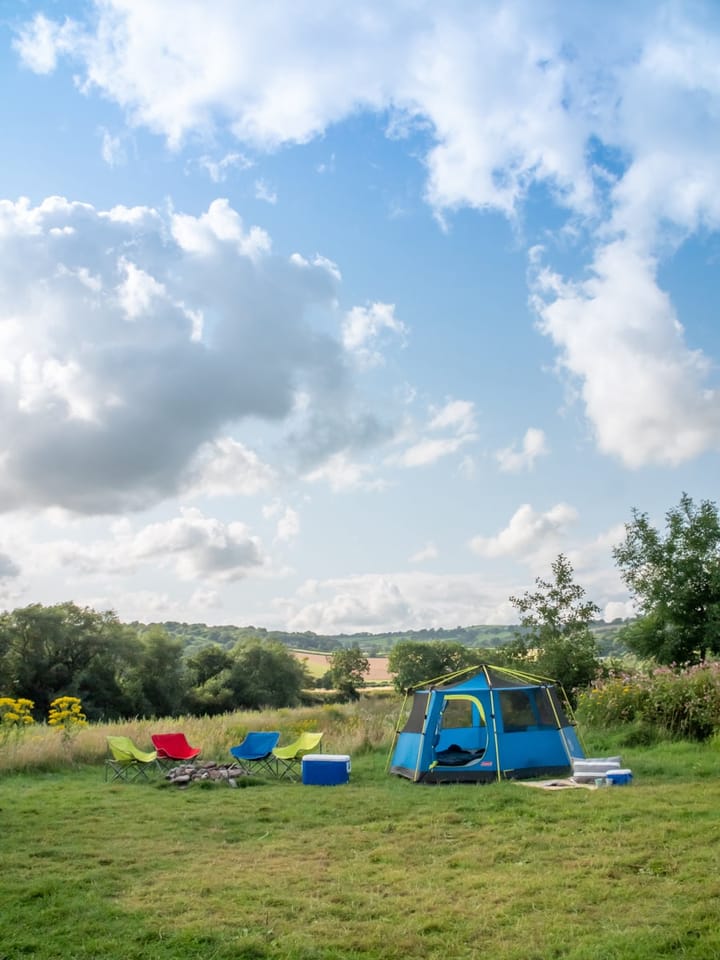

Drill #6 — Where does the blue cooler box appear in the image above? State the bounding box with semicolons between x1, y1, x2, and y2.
606;768;633;786
302;754;351;785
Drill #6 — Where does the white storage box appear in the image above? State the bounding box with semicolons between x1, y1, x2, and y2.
572;757;621;783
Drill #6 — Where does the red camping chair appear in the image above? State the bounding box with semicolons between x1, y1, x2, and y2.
151;732;201;766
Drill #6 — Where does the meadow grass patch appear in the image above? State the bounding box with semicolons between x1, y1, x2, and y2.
1;707;720;959
1;738;720;959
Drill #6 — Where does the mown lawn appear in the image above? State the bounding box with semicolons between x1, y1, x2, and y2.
1;743;719;960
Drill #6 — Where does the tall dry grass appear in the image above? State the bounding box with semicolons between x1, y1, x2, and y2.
0;692;400;774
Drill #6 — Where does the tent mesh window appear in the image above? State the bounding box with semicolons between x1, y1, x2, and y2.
440;698;478;730
401;692;429;734
536;686;565;728
498;690;536;732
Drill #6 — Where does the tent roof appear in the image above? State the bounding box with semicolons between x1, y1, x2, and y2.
416;663;559;692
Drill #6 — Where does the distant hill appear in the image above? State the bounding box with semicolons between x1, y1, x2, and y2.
138;620;629;658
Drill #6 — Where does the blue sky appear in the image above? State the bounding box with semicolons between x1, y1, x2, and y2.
0;0;719;632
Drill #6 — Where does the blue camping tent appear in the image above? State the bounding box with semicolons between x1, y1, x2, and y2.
389;664;584;783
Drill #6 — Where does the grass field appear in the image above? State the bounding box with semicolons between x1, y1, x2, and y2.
1;715;720;959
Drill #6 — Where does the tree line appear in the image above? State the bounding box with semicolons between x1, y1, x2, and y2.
1;493;718;718
0;607;311;721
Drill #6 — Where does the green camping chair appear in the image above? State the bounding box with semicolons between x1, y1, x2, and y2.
272;731;324;780
105;736;159;783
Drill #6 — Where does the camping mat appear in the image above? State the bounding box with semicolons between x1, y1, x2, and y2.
515;778;597;790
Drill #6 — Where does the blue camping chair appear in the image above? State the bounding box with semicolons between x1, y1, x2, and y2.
230;731;280;776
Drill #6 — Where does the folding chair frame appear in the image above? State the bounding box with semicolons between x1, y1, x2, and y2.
271;732;324;781
104;756;158;783
229;731;280;778
105;736;160;783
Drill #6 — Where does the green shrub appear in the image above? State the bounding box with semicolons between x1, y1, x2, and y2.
577;660;720;740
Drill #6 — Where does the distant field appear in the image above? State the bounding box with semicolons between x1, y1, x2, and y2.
293;649;392;682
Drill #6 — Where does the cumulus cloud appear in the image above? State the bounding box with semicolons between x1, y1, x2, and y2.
0;195;347;514
182;437;277;498
13;13;77;74
342;302;407;368
281;570;521;633
532;241;720;466
48;507;266;582
16;2;720;467
495;428;548;473
12;2;596;216
262;500;300;542
469;502;578;559
288;411;390;473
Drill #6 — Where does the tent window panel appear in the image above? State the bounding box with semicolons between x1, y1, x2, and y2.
536;687;562;728
548;686;570;726
401;692;429;734
499;690;536;732
440;698;475;730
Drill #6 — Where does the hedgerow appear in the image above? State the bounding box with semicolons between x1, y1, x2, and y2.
576;660;720;740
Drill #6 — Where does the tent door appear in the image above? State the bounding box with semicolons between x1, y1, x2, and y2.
433;695;490;766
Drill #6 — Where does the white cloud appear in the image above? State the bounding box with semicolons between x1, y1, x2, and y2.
342;302;407;368
409;541;438;563
46;507;266;583
0;195;346;513
603;600;636;622
281;570;521;633
116;257;166;319
254;178;278;204
262;500;300;542
398;434;472;468
532;240;720;466
100;129;127;167
304;452;384;493
17;2;720;469
290;252;342;282
170;197;271;259
428;399;476;434
13;13;77;74
183;437;277;497
12;4;593;217
469;502;578;559
198;151;253;183
392;398;477;468
496;427;548;473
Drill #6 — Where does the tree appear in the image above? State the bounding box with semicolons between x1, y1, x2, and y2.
0;602;140;719
186;644;234;687
388;640;478;693
613;493;720;664
508;554;600;700
227;640;310;709
328;645;370;701
125;626;187;718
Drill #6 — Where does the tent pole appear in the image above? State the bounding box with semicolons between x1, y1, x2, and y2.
385;690;409;772
483;666;503;782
